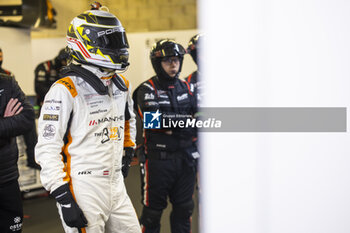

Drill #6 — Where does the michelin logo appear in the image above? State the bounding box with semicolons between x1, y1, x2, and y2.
144;110;161;129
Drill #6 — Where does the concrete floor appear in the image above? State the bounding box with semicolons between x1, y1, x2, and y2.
22;164;199;233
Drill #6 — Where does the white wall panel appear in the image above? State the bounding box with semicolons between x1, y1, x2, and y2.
0;27;32;94
201;1;350;233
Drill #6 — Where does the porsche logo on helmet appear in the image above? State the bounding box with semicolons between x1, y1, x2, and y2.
97;27;121;37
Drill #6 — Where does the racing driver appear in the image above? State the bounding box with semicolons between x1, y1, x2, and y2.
35;3;141;233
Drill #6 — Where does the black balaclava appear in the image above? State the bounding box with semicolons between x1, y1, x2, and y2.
152;56;184;87
150;40;186;88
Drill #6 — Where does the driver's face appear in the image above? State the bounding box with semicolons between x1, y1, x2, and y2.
161;56;180;78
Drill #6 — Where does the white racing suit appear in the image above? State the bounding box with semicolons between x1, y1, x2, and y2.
35;65;141;233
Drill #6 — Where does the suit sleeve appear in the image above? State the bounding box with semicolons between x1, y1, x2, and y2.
35;78;75;192
0;77;35;138
124;82;136;148
136;83;159;116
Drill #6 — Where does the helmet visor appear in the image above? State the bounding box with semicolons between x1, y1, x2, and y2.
154;43;186;58
96;31;129;50
83;26;129;50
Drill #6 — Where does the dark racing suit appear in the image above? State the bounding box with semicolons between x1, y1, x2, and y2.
0;67;13;77
34;59;64;107
185;71;202;104
0;74;35;233
134;75;198;233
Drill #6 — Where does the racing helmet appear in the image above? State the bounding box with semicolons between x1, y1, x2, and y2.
150;39;186;80
187;34;202;65
66;9;129;71
54;48;69;65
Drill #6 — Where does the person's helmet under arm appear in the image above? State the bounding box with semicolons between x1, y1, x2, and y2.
187;34;202;65
150;39;186;80
66;9;129;71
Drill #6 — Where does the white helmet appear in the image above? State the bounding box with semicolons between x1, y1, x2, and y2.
66;9;129;71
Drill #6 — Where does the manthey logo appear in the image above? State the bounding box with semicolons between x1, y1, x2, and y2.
143;110;222;129
144;110;162;129
89;116;124;126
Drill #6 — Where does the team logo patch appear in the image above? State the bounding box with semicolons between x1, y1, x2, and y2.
144;93;155;100
89;116;124;126
44;99;62;104
78;171;92;175
90;109;108;115
9;216;22;231
145;101;158;106
43;114;59;121
143;110;161;129
44;105;60;111
43;124;56;139
57;77;77;97
177;93;188;101
94;126;123;144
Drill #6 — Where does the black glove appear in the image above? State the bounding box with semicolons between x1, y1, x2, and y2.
51;183;88;228
27;160;41;170
122;147;134;178
27;153;41;170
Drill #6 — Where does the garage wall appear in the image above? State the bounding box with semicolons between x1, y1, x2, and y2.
0;1;198;95
0;29;197;95
0;27;33;94
32;0;198;38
